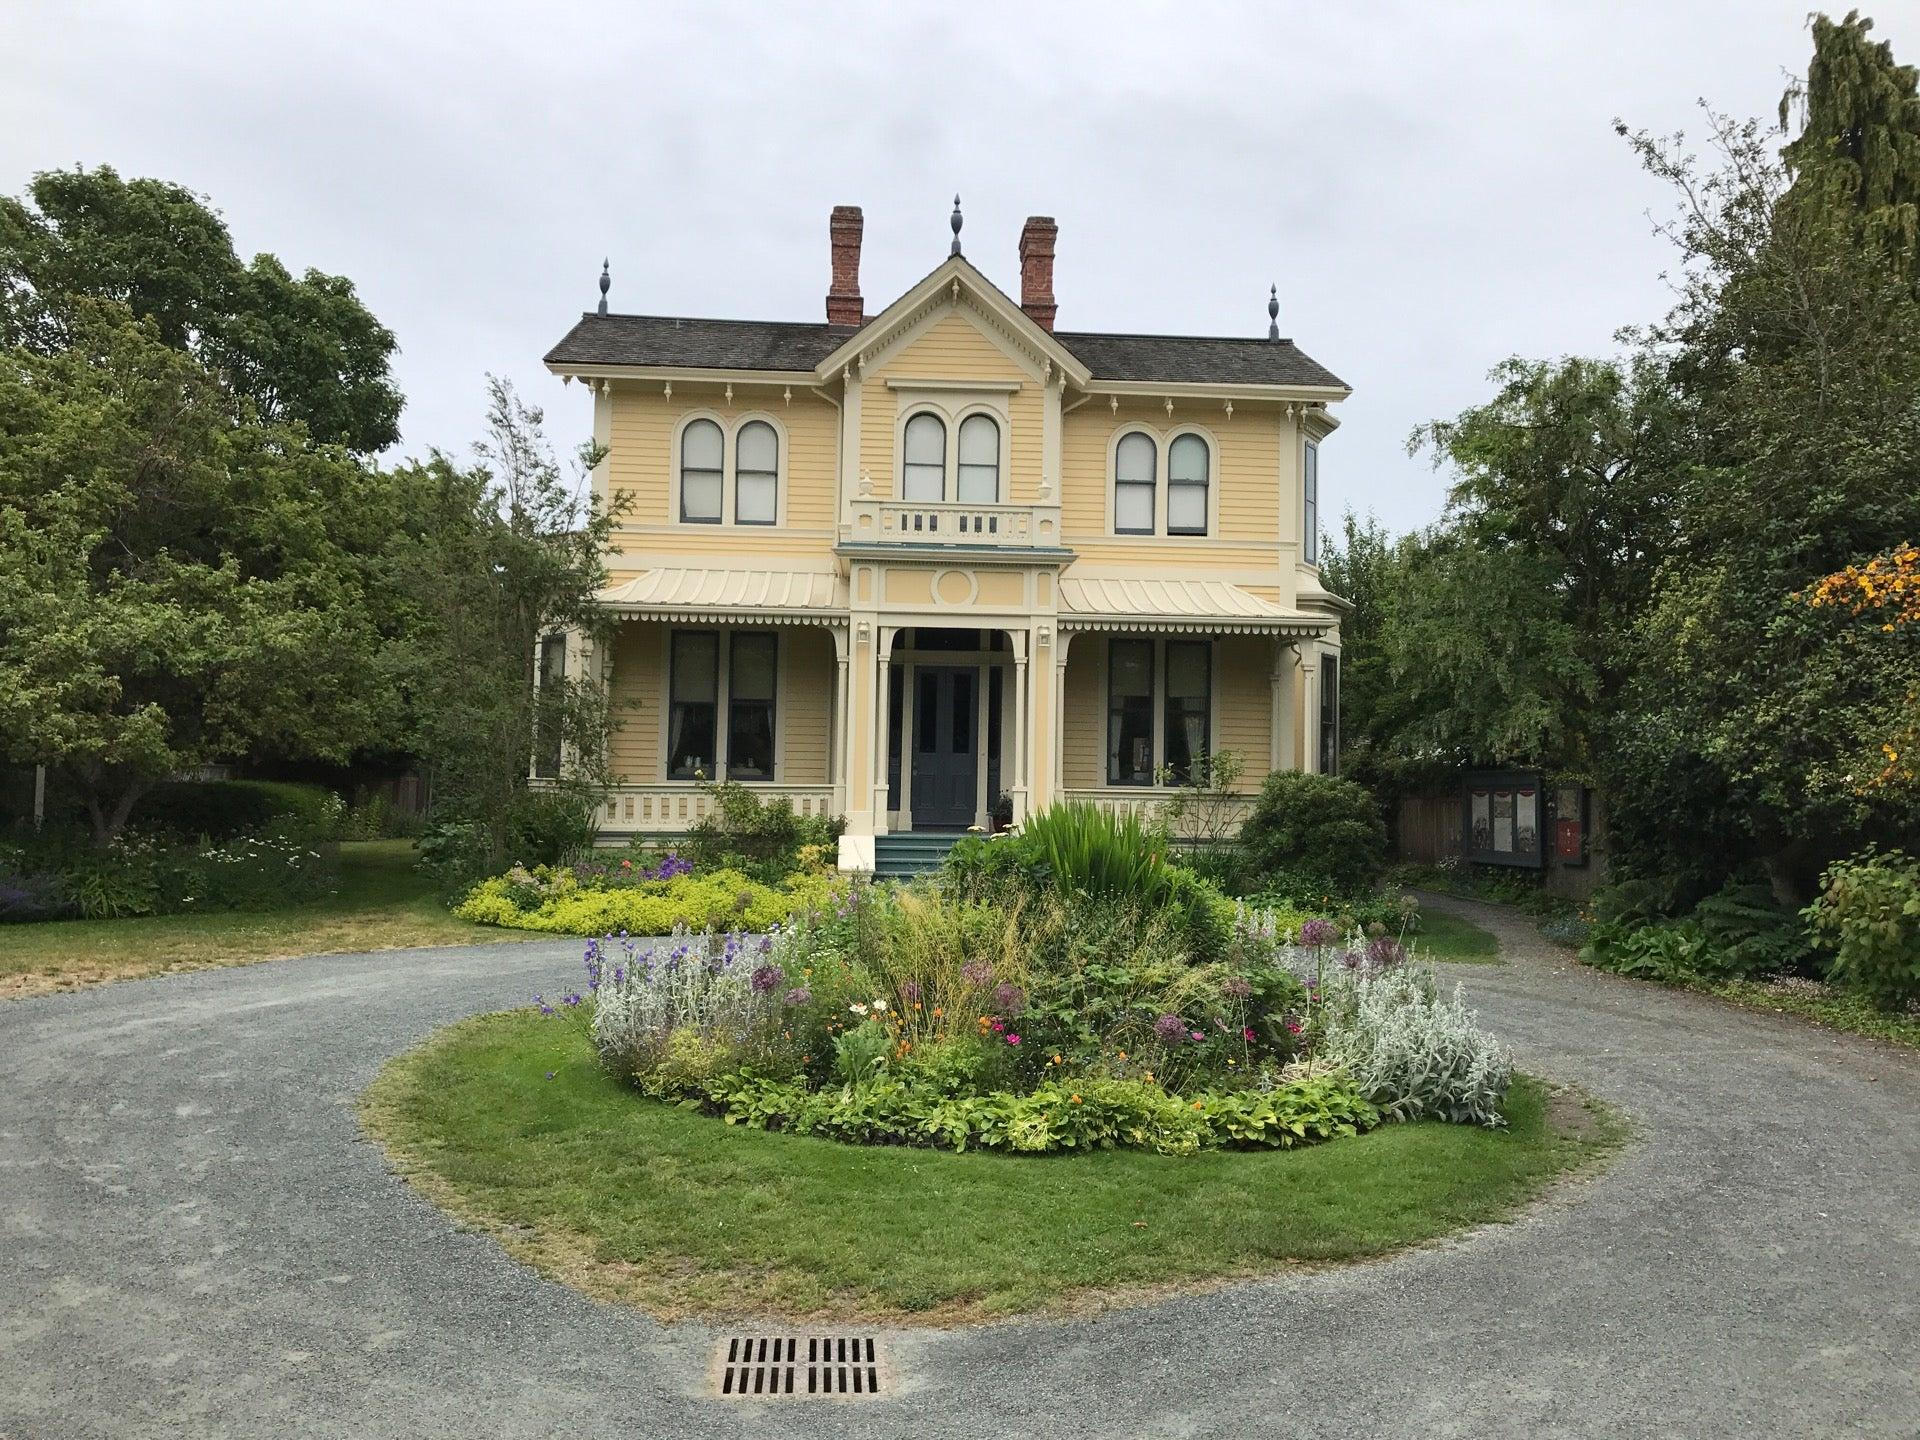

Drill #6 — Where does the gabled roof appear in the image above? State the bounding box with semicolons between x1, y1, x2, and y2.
545;259;1348;391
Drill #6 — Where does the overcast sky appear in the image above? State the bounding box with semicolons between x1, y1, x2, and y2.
8;1;1915;532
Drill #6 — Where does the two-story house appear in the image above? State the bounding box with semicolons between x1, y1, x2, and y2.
543;202;1349;872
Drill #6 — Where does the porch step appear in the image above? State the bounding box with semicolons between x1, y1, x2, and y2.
872;832;967;878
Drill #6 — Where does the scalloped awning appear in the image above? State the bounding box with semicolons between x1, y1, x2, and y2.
598;568;847;624
1058;577;1332;637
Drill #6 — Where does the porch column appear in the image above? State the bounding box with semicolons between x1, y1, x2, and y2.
837;617;879;872
1270;638;1298;776
830;624;849;813
1052;631;1074;807
871;626;898;836
1009;628;1030;823
1030;623;1055;809
1300;647;1322;776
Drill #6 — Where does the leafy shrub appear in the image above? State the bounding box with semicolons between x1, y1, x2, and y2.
1694;880;1813;978
416;818;493;899
455;867;835;935
1320;966;1513;1126
1582;919;1713;981
340;792;424;841
1805;848;1920;1011
132;780;342;842
588;926;785;1081
685;780;843;881
506;788;600;867
0;824;335;920
1239;772;1387;898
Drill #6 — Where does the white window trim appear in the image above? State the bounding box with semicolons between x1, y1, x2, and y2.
1302;437;1320;567
1104;424;1220;539
670;411;789;528
893;395;1012;503
658;627;784;783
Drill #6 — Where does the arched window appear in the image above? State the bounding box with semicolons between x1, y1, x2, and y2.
734;420;778;525
1114;431;1157;534
1168;434;1209;536
956;414;1000;503
903;412;947;501
679;418;723;523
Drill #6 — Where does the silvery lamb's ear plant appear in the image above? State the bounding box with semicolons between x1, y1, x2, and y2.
1320;967;1513;1127
589;923;781;1079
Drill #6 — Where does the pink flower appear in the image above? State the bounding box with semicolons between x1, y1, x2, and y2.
1006;1034;1021;1046
1243;1027;1257;1042
1190;1030;1204;1042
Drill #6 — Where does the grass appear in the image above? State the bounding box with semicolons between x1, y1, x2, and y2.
0;840;505;1000
1685;975;1920;1051
361;1009;1620;1325
1411;908;1502;964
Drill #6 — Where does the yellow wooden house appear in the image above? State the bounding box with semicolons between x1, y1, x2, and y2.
543;202;1349;872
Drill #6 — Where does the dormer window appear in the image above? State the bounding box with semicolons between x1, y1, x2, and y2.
903;412;946;501
1114;431;1157;534
956;414;1000;502
679;418;724;523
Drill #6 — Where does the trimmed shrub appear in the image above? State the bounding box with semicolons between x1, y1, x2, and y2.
1239;772;1387;898
455;867;835;936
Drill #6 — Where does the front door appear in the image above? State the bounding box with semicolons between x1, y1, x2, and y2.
910;666;978;830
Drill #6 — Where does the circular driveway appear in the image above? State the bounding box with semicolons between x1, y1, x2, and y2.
2;900;1916;1439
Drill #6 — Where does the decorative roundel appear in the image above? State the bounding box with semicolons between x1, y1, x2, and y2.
933;569;978;606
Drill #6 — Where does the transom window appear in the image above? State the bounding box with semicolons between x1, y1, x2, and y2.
1106;637;1212;785
677;416;781;525
900;409;1002;503
1112;429;1211;537
668;630;777;780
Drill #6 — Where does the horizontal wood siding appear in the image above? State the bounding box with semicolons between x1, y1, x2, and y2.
781;627;833;785
1062;640;1105;788
1214;635;1271;788
608;622;664;783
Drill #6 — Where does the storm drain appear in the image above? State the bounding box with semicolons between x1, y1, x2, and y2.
715;1336;881;1397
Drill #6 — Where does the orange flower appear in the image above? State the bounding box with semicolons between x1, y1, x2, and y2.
1192;1100;1204;1110
1070;1094;1082;1104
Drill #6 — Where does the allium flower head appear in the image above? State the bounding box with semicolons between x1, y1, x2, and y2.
1153;1013;1186;1043
750;962;783;994
782;986;812;1008
900;980;922;1004
1221;975;1254;999
960;960;994;986
1365;936;1408;972
1299;919;1340;948
992;981;1025;1015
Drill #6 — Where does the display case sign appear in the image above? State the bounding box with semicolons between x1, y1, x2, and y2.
1554;783;1589;866
1462;770;1544;868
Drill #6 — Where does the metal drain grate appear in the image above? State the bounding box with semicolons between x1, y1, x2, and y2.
716;1336;881;1397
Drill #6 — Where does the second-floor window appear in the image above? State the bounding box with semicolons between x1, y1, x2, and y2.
678;416;781;525
1113;429;1212;537
1303;439;1320;564
900;409;1003;503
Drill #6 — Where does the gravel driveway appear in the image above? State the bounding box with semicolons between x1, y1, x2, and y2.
2;899;1916;1439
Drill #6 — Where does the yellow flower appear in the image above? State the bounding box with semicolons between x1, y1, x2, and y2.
1071;1094;1082;1104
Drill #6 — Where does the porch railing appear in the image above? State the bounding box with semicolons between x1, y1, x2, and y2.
597;784;839;834
845;498;1063;549
1057;787;1256;838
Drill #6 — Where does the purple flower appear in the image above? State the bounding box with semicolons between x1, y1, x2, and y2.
562;993;582;1007
750;963;783;994
1154;1013;1186;1043
1299;919;1340;948
1365;936;1408;972
545;1071;556;1080
782;986;812;1008
899;980;922;1005
960;960;994;987
991;981;1025;1015
1221;975;1254;999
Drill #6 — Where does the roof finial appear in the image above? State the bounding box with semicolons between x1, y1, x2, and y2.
1266;283;1279;341
949;194;963;257
597;258;610;316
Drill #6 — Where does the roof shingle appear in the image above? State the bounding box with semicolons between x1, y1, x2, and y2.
546;313;1346;391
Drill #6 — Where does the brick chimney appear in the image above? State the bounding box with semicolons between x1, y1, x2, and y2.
826;205;864;326
1018;215;1058;331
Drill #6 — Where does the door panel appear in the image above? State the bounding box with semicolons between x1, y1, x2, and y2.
911;666;978;829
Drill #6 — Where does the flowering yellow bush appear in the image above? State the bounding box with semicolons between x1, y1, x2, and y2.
1804;544;1920;630
455;868;835;935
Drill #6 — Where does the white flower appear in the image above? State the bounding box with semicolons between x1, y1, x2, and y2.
872;999;888;1011
849;1002;868;1016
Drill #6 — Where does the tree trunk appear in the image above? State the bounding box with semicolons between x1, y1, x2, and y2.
79;772;149;849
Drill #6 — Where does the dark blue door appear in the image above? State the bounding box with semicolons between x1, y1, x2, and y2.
911;666;977;830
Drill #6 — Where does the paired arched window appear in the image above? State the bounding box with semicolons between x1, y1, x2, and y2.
678;416;780;525
1113;429;1211;536
900;409;1002;503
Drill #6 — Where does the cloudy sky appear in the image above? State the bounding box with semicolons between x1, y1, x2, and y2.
8;1;1914;531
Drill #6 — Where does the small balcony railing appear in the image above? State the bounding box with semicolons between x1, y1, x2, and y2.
845;499;1062;550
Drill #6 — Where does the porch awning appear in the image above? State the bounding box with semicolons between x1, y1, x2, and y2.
598;567;847;624
1058;577;1333;637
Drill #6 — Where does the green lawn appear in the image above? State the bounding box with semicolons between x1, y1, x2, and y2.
361;1009;1618;1324
0;840;504;999
1412;908;1503;964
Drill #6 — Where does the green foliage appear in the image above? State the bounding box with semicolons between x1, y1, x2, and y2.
454;866;834;936
0;165;401;451
0;823;337;921
131;780;341;842
1239;771;1387;898
683;779;842;882
832;1019;894;1088
1805;847;1920;1010
505;789;600;868
1694;880;1814;978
